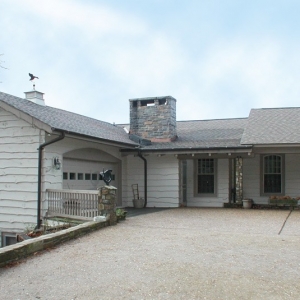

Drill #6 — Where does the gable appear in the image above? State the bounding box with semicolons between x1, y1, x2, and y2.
0;92;137;148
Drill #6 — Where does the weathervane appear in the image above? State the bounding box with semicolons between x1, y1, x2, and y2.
29;73;39;89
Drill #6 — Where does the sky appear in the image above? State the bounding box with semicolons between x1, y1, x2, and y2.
1;0;300;124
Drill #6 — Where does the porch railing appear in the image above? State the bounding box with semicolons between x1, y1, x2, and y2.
46;189;99;220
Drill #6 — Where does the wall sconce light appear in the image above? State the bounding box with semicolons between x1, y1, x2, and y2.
53;157;61;170
228;153;231;156
208;153;212;157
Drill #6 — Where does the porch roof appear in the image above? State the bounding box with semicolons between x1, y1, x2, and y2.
241;107;300;145
0;91;138;147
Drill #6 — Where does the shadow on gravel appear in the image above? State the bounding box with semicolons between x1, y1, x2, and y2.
125;207;173;218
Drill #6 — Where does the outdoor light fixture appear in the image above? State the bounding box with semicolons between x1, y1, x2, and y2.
53;157;61;170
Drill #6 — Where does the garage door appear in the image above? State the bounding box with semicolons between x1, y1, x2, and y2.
63;159;118;191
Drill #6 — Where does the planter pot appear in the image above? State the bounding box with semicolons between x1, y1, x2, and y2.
242;199;253;209
133;198;144;208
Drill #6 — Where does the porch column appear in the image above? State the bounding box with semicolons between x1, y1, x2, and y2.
98;186;117;225
235;157;243;203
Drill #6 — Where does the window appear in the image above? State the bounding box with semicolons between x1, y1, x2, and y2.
63;172;68;180
77;173;83;180
262;155;284;194
92;173;98;180
69;173;76;180
85;173;91;180
1;233;17;247
197;159;215;194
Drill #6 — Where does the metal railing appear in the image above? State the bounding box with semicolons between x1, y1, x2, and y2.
46;189;99;220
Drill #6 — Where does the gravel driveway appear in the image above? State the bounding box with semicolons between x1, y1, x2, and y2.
1;208;300;300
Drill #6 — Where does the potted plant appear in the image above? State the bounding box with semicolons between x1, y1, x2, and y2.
116;208;127;221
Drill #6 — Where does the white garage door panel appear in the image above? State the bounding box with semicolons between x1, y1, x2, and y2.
63;159;118;190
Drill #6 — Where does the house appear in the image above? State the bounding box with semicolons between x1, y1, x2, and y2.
1;89;300;246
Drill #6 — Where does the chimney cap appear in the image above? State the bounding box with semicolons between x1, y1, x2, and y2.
129;96;176;102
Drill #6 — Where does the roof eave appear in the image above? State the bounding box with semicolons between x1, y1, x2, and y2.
52;128;138;149
120;145;252;155
0;100;52;133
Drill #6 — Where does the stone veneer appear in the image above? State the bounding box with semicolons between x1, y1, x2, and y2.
235;157;243;203
129;96;177;142
98;185;117;225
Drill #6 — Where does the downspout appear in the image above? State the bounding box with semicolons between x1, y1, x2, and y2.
37;130;65;229
137;150;147;208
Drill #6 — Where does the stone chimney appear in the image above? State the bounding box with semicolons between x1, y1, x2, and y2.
129;96;177;142
24;85;45;106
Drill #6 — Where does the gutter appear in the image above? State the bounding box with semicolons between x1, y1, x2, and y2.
51;127;138;149
137;150;147;208
37;130;65;229
120;145;253;154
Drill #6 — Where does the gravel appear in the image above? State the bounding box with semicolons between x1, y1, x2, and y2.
1;208;300;300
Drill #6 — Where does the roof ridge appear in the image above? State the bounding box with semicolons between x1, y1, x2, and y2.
177;117;248;123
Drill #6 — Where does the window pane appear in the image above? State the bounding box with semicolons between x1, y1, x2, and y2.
78;173;83;180
264;174;281;193
92;173;97;180
198;175;214;193
85;173;91;180
70;173;76;180
264;155;281;174
264;155;282;193
198;159;214;174
63;172;68;180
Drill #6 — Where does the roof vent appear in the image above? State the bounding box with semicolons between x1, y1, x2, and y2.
24;85;45;106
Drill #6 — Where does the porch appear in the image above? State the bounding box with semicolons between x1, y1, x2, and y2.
46;189;99;220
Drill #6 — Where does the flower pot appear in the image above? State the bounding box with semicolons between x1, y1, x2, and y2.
133;198;144;208
242;199;253;209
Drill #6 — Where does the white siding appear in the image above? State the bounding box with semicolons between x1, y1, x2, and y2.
122;154;179;207
285;154;300;197
186;159;229;207
0;108;41;232
243;153;300;204
0;110;125;233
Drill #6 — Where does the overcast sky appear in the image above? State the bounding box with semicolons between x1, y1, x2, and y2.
1;0;300;124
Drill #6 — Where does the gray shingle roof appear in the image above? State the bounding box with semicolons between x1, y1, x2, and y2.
7;91;297;151
241;107;300;144
123;118;249;150
0;91;137;147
